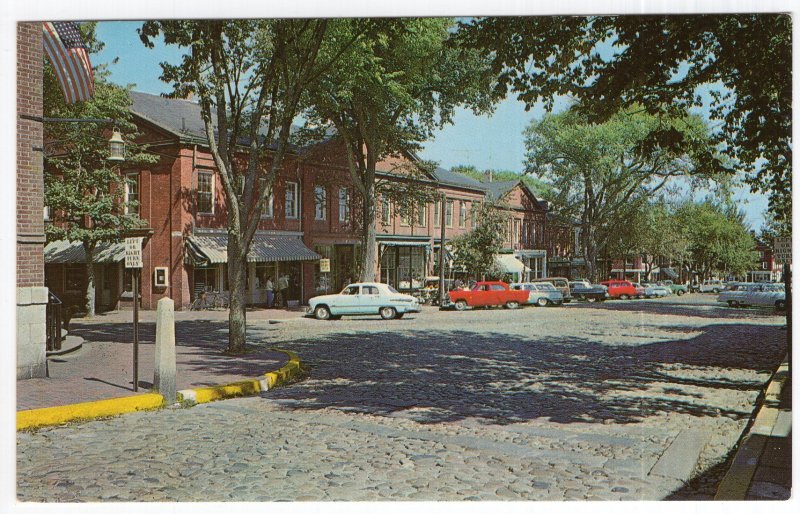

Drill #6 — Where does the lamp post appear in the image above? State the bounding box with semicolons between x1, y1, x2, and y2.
21;115;125;159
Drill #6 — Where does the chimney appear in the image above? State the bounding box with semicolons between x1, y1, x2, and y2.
484;170;493;182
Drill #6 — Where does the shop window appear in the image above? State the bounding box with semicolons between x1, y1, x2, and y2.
285;182;299;219
314;185;327;220
196;170;214;214
314;245;334;293
65;264;85;293
193;266;218;299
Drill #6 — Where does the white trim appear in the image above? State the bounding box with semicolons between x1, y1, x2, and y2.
285;181;299;219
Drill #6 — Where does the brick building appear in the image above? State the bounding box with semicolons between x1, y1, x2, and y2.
43;91;552;310
17;23;48;379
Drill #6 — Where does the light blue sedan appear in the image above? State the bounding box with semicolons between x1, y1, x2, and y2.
510;282;564;306
307;282;421;320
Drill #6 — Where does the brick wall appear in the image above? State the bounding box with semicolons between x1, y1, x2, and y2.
17;22;45;287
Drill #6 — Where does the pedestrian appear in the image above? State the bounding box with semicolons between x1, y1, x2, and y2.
277;274;289;308
265;277;274;308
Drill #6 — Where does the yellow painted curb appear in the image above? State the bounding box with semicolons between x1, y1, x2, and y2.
177;348;304;405
17;393;165;431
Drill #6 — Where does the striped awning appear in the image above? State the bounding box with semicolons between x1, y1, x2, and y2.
185;233;321;266
44;240;125;264
495;254;529;274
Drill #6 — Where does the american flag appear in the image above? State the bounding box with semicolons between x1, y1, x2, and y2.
42;22;94;104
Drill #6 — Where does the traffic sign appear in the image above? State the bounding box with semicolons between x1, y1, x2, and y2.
125;237;143;268
774;237;792;264
319;258;331;273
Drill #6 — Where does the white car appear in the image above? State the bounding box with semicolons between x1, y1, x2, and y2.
699;279;727;293
739;283;786;310
718;282;758;307
307;282;421;320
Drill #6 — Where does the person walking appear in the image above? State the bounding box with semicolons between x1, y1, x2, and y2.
265;277;274;308
276;274;289;308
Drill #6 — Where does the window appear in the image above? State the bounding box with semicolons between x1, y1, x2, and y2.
43;205;50;221
445;200;454;227
285;182;299;219
338;188;350;222
513;218;521;245
363;285;379;295
400;207;411;226
342;285;359;295
65;264;85;293
490;284;506;291
124;172;139;215
415;204;427;227
196;170;214;214
314;185;327;220
260;178;273;218
433;201;441;227
381;197;391;226
458;201;467;228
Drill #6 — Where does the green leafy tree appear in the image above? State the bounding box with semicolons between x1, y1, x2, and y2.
674;201;758;279
44;24;156;317
450;165;553;198
139;20;360;352
524;106;713;281
449;203;508;280
303;18;496;282
458;14;791;227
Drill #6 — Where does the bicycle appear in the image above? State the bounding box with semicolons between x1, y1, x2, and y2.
190;289;229;310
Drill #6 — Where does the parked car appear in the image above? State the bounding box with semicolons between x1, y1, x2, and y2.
307;282;420;320
510;282;564;306
632;282;647;299
600;280;638;299
717;282;757;307
738;283;786;310
699;279;727;293
529;277;573;303
660;280;689;296
568;280;608;302
640;282;670;298
448;281;530;311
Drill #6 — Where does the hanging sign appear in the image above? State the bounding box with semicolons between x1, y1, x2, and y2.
319;258;331;273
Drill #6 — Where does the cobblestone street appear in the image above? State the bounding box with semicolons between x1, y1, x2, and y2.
17;295;787;501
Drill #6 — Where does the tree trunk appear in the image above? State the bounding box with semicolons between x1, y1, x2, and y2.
227;236;248;354
360;181;378;282
84;242;96;317
584;226;598;283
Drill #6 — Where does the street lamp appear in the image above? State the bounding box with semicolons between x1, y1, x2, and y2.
21;115;125;162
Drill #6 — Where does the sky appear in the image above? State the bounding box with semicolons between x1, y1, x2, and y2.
93;20;770;230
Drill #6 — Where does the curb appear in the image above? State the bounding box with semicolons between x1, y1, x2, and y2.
17;348;304;431
714;357;790;500
177;349;304;404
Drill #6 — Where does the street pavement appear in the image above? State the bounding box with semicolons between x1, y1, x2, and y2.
16;294;788;501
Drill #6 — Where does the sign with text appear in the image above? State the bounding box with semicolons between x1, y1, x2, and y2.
125;237;143;268
774;237;792;264
319;258;331;273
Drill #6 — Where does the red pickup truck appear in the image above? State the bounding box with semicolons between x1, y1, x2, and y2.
448;281;529;311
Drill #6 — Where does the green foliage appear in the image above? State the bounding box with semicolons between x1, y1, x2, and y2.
44;24;155;247
523;106;714;280
674;201;758;278
448;203;508;280
458;14;791;226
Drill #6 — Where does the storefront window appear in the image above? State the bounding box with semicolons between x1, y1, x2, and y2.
314;245;334;293
65;264;85;293
193;266;218;299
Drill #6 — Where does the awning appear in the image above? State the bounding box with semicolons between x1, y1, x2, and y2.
379;240;431;247
515;249;547;258
44;240;125;264
186;233;321;266
495;254;529;274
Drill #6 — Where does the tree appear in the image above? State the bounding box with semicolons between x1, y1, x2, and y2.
139;20;360;352
449;203;508;280
458;14;792;227
450;165;553;198
44;23;156;317
674;201;758;280
303;18;496;281
523;106;712;281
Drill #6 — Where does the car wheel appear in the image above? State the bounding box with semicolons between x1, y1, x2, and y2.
776;300;786;310
619;294;629;300
536;298;548;307
314;305;331;320
713;288;720;294
728;300;739;308
380;306;397;320
454;300;468;311
677;290;685;296
506;301;520;310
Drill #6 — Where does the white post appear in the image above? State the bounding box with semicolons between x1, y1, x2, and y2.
154;297;176;403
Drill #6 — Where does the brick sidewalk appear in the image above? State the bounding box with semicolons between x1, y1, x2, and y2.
16;311;300;411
